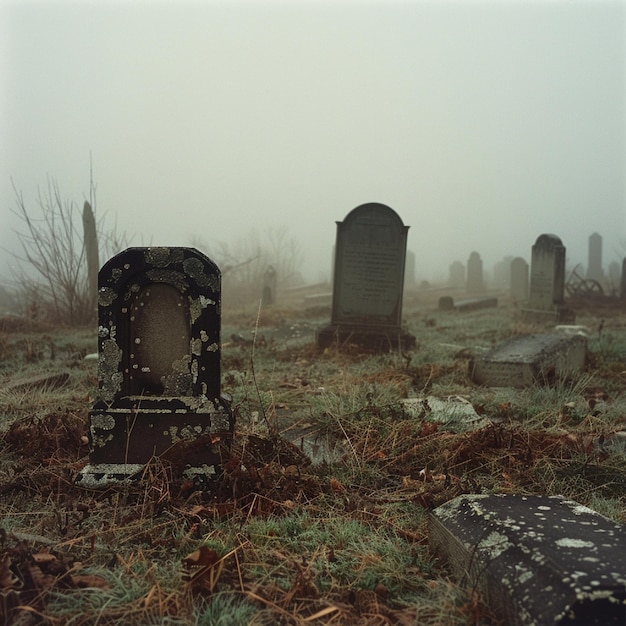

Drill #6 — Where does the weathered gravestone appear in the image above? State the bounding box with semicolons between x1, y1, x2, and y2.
468;333;587;388
466;251;485;294
523;234;574;322
430;494;626;626
448;260;465;289
493;256;513;290
262;265;277;305
586;232;604;282
316;203;416;351
510;256;529;303
621;258;626;302
77;247;234;486
608;261;620;293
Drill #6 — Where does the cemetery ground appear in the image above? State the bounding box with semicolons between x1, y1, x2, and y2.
1;294;625;625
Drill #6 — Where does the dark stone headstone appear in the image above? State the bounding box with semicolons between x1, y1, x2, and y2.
316;203;415;351
78;247;234;487
523;234;574;322
466;251;484;294
430;494;626;626
510;256;529;303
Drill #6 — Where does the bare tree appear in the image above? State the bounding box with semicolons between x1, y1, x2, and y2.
8;175;129;326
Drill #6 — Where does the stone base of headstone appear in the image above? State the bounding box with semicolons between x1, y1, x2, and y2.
468;333;586;387
438;296;498;312
316;324;416;352
429;494;626;626
77;396;234;487
521;305;576;324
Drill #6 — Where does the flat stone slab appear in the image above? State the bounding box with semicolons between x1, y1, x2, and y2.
468;333;587;387
438;296;498;312
429;494;626;626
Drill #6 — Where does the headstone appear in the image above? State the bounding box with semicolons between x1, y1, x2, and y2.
510;257;529;303
468;333;587;388
262;265;277;305
448;261;465;289
466;251;484;294
608;261;620;293
621;258;626;301
523;234;574;322
586;232;604;282
430;494;626;626
404;250;416;289
316;203;416;351
493;256;513;290
77;247;234;487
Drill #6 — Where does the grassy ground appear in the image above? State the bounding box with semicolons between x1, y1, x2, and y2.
1;293;625;625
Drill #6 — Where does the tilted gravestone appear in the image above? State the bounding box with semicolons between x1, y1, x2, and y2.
78;247;234;486
510;256;529;303
523;234;574;322
316;203;415;351
430;494;626;626
466;251;484;294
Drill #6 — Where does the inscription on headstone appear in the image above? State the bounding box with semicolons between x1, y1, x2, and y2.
78;247;234;486
316;203;415;351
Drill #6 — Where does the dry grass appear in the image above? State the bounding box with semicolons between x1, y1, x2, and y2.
1;299;625;624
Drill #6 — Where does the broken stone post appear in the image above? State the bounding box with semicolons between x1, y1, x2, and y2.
77;247;234;487
316;202;416;351
430;494;626;626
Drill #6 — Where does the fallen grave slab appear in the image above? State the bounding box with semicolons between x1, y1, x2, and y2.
438;296;498;312
468;333;586;388
429;494;626;626
402;396;491;432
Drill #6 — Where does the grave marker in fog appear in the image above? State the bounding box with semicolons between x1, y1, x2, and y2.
466;251;484;294
78;247;234;487
523;234;574;322
448;260;465;289
586;232;604;282
316;202;415;351
510;257;529;303
262;265;277;305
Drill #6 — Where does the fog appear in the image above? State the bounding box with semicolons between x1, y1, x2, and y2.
1;0;624;287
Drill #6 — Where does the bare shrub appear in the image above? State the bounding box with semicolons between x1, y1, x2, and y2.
193;226;305;311
7;175;129;327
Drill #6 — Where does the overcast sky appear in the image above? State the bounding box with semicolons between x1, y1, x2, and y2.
1;0;624;286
